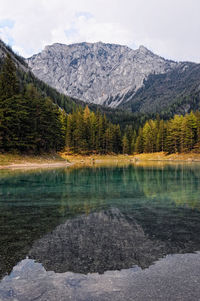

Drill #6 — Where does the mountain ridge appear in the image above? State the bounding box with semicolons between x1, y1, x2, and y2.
2;38;200;124
27;41;178;108
120;61;200;115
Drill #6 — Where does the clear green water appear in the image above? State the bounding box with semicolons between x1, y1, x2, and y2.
0;163;200;294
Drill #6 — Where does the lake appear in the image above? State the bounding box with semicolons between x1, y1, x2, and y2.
0;163;200;300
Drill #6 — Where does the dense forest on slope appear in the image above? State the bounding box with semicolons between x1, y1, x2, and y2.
0;39;28;69
0;53;125;154
0;54;66;153
0;39;84;114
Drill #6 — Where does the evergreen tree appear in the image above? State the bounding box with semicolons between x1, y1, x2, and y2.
156;120;166;152
135;128;144;153
194;111;200;152
113;124;122;153
0;54;19;100
122;134;129;154
66;114;74;151
105;125;114;153
89;111;98;151
131;130;137;153
124;125;133;154
142;120;157;153
180;112;197;152
166;115;183;153
0;54;20;150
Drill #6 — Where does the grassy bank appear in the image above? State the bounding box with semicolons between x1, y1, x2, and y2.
59;153;135;167
133;152;200;162
0;152;200;170
0;153;70;169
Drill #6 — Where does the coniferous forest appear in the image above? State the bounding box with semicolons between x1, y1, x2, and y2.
0;54;66;153
1;53;200;155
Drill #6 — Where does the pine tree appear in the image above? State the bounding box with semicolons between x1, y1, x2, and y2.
181;112;197;152
0;56;66;153
194;111;200;152
89;111;98;151
131;130;137;153
66;114;74;151
113;124;122;153
166;115;183;153
122;134;129;154
124;125;133;154
135;128;143;153
156;120;166;152
0;54;19;100
105;124;114;153
0;54;20;150
83;106;91;150
96;113;107;153
142;120;157;153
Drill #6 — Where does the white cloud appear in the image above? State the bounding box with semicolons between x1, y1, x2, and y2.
0;0;200;62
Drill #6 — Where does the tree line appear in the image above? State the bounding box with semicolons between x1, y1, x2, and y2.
65;108;200;154
66;106;122;153
1;54;200;155
132;112;200;154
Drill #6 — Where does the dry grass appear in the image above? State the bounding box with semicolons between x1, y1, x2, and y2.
133;152;200;162
1;151;200;170
0;153;68;169
59;153;135;167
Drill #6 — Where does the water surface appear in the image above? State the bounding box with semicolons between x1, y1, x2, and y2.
0;163;200;300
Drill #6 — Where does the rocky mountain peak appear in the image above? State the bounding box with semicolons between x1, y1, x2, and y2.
27;42;178;107
139;45;150;53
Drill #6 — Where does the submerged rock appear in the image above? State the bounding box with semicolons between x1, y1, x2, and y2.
29;208;167;274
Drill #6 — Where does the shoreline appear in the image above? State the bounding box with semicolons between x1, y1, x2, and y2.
0;162;72;170
133;152;200;162
0;152;200;170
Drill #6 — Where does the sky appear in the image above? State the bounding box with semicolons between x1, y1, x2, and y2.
0;0;200;62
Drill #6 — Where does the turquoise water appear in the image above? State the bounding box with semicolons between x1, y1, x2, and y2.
0;164;200;300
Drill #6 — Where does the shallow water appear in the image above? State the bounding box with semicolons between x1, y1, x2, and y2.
0;164;200;300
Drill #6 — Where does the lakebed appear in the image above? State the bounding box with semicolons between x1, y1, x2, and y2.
0;163;200;300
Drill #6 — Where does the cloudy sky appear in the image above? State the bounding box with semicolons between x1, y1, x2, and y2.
0;0;200;62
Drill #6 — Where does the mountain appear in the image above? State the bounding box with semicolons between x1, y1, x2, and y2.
120;61;200;116
27;42;177;108
0;39;155;132
2;38;200;125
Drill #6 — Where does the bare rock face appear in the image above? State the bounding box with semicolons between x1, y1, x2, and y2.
27;42;177;107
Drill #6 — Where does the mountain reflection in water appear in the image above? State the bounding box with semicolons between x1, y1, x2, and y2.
29;208;166;273
0;164;200;280
29;207;198;274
